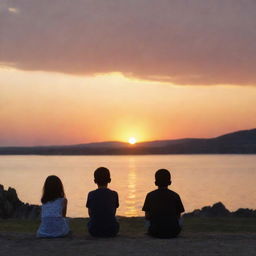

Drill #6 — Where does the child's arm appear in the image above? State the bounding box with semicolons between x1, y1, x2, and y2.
142;193;151;220
145;211;151;220
176;195;185;219
62;198;68;217
86;192;92;217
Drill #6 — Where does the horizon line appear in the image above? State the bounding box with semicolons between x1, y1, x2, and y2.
0;127;255;148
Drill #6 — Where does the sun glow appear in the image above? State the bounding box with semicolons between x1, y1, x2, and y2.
128;137;137;144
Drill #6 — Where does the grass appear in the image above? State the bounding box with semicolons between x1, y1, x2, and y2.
183;217;256;233
0;217;256;236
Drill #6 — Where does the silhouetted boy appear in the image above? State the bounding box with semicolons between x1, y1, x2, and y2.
142;169;184;238
86;167;119;237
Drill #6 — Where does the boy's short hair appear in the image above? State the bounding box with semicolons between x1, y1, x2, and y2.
94;167;111;186
155;169;171;187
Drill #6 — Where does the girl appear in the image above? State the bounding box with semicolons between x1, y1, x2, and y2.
37;175;70;238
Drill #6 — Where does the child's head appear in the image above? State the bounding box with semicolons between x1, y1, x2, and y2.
94;167;111;187
41;175;65;204
155;169;172;188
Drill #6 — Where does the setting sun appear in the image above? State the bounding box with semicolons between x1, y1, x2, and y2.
128;137;137;144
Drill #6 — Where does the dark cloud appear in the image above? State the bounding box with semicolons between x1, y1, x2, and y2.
0;0;256;85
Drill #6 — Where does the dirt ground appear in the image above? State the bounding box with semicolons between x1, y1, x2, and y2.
1;232;256;256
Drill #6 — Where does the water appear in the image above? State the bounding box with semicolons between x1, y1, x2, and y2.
0;155;256;217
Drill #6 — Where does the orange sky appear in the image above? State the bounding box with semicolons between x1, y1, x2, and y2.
0;68;256;146
1;1;256;146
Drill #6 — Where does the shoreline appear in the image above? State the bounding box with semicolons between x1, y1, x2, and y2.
1;185;256;219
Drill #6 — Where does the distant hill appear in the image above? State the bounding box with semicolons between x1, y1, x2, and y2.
0;128;256;155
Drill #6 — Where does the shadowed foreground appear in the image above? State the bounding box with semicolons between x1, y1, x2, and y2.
0;217;256;256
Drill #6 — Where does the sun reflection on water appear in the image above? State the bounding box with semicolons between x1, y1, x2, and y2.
124;157;139;216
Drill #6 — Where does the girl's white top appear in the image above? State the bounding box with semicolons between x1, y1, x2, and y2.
37;198;70;238
41;198;64;218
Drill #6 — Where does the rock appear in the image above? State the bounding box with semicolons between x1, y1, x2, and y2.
6;187;20;205
232;208;256;217
210;202;230;217
0;185;4;200
0;184;40;219
184;202;256;218
3;200;14;217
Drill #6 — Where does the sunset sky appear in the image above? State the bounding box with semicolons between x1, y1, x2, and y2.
1;0;256;146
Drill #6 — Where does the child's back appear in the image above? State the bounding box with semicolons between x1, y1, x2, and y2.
142;169;184;238
86;167;119;237
87;187;119;236
37;175;70;238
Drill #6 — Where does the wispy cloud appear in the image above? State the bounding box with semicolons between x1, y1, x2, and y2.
0;0;256;85
8;7;19;14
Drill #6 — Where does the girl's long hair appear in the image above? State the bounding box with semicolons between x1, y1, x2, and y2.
41;175;65;204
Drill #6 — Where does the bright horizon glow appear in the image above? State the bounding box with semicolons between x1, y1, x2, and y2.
128;137;137;145
0;68;256;146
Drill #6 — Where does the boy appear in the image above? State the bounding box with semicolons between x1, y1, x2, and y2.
86;167;119;237
142;169;184;238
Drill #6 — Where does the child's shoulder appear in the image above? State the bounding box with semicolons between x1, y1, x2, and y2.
42;197;64;208
106;188;119;196
167;189;181;198
42;197;64;206
146;189;159;197
88;188;118;195
147;188;180;197
87;189;98;196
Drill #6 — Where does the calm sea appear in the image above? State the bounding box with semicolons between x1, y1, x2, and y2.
0;155;255;217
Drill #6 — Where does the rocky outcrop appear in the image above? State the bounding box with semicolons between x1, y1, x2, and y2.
0;184;40;219
184;202;256;217
232;208;256;217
